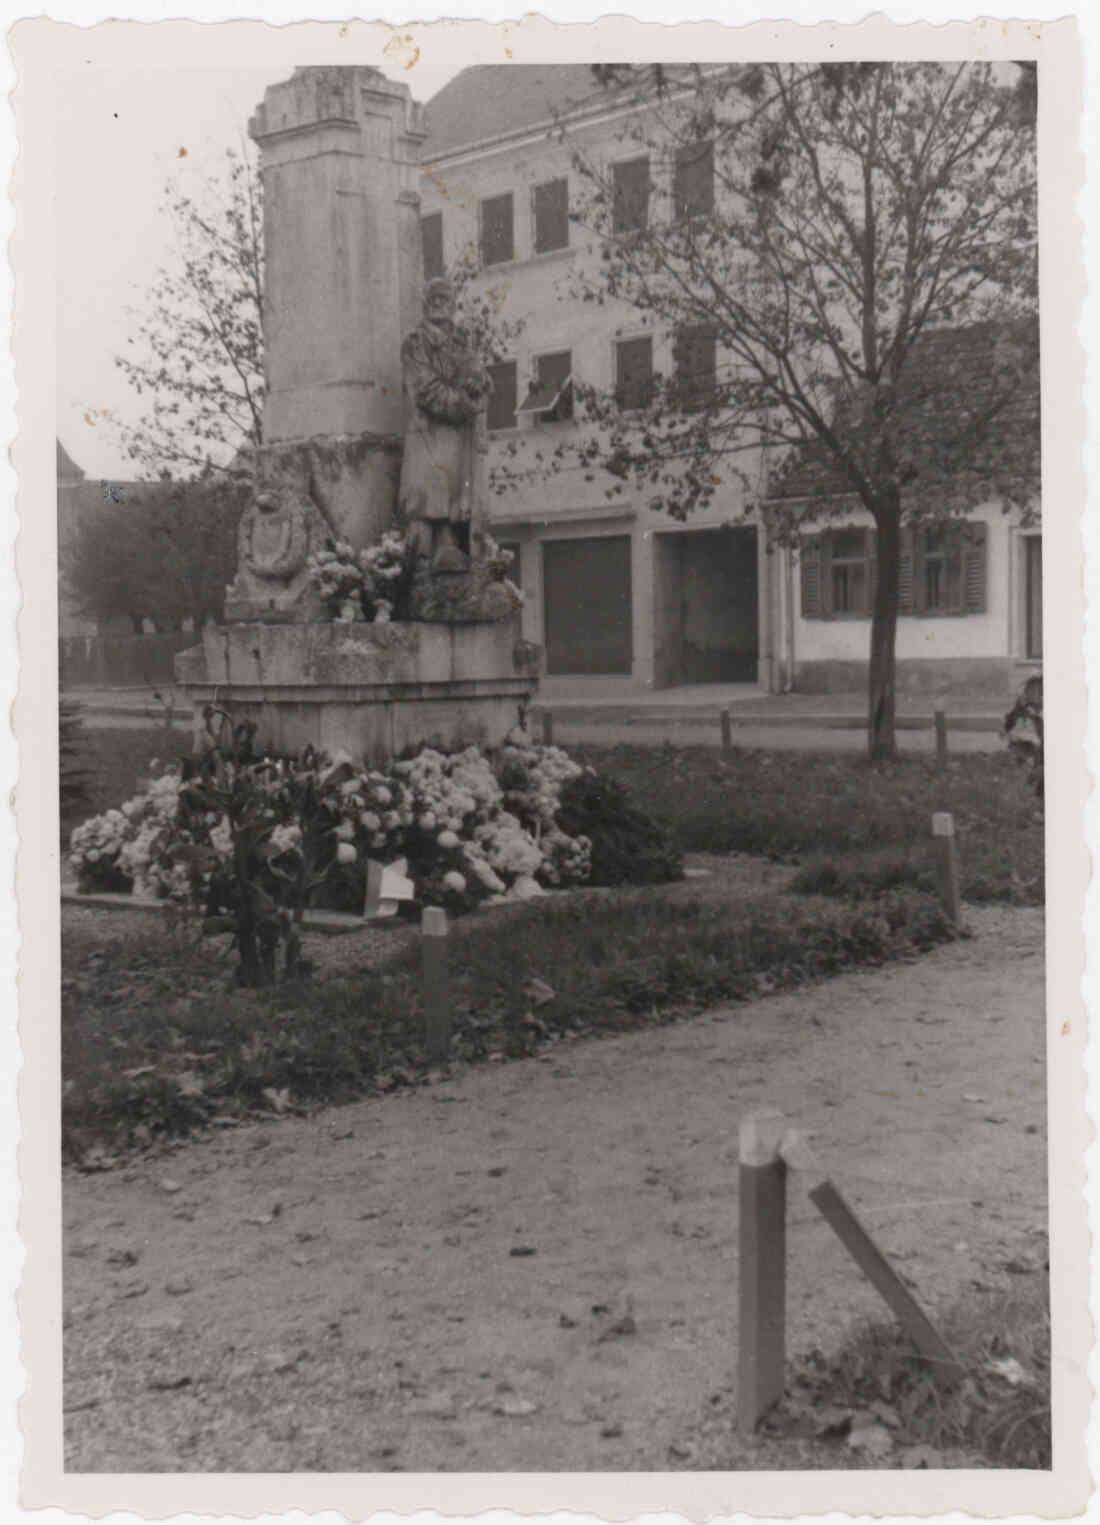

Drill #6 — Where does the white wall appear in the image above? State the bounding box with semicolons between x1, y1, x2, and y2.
790;503;1018;665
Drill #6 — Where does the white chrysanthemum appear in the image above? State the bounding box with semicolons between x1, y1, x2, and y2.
437;829;460;849
360;811;381;833
443;870;466;894
337;842;357;865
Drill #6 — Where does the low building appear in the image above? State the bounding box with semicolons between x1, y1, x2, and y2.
763;323;1042;697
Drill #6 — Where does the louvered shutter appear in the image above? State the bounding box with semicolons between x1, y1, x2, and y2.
819;532;833;615
801;537;822;617
963;521;988;613
898;527;915;614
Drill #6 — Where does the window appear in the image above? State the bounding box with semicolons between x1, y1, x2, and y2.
673;140;714;219
830;527;871;614
517;351;573;424
903;522;987;615
802;520;987;618
674;325;717;409
801;527;876;617
420;211;444;281
480;193;514;266
532;178;569;254
486;360;518;432
612;156;650;234
615;335;654;411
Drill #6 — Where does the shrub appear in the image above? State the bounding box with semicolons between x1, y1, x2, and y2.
555;767;683;886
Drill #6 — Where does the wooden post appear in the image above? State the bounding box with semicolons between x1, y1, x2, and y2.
720;708;733;753
421;906;450;1063
932;811;961;927
541;710;554;747
934;708;948;769
738;1108;788;1432
808;1179;963;1379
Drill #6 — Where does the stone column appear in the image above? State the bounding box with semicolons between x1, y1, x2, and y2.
249;66;427;549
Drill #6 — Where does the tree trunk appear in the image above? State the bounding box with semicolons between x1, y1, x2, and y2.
867;500;901;761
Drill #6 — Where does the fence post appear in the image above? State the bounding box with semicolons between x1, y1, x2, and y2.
720;708;733;753
421;906;450;1063
932;812;961;927
541;710;554;747
738;1108;788;1432
934;708;948;769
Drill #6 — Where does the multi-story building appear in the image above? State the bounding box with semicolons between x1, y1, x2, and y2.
420;65;1041;700
421;65;772;699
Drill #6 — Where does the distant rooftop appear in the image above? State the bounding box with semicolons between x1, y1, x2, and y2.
423;65;603;157
767;320;1040;504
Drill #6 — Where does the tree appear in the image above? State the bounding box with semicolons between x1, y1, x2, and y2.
62;473;245;630
562;62;1038;759
114;147;265;480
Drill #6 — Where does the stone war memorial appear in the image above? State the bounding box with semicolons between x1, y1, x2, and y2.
176;65;539;764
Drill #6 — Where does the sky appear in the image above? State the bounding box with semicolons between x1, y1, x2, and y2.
55;51;466;481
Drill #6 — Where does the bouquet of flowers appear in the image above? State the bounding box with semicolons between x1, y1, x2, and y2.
360;530;410;622
307;539;367;619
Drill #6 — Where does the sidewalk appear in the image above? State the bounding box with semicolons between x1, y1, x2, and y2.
63;682;1010;731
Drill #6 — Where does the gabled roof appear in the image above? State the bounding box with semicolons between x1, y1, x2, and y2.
424;65;603;157
767;320;1040;505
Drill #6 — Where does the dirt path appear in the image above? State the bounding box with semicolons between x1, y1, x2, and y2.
63;904;1046;1472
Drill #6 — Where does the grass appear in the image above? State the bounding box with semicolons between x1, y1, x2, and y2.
571;743;1045;906
781;1274;1051;1468
61;877;955;1160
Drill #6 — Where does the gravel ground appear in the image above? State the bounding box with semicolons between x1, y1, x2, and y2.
62;897;1046;1473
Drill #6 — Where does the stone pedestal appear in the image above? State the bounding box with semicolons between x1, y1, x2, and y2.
175;620;540;766
249;66;427;548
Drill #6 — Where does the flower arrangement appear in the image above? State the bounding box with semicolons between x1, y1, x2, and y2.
69;726;596;940
307;539;367;619
307;530;413;623
484;535;525;610
359;530;410;622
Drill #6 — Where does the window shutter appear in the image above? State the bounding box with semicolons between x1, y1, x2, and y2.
819;531;834;616
963;521;988;614
898;527;915;615
800;537;822;617
865;529;878;617
533;179;569;254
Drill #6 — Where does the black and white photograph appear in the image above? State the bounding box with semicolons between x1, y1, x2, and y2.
11;11;1089;1518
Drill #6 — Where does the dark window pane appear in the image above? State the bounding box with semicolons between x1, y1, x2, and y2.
533;178;569;254
612;157;649;233
675;325;716;408
831;527;866;562
615;336;653;410
674;140;714;218
481;193;514;266
832;562;865;613
421;211;444;280
487;361;517;431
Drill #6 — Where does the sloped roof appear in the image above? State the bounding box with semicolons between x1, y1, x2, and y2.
767;320;1040;505
424;64;624;157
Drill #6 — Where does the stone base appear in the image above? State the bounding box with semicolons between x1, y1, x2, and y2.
175;618;540;765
